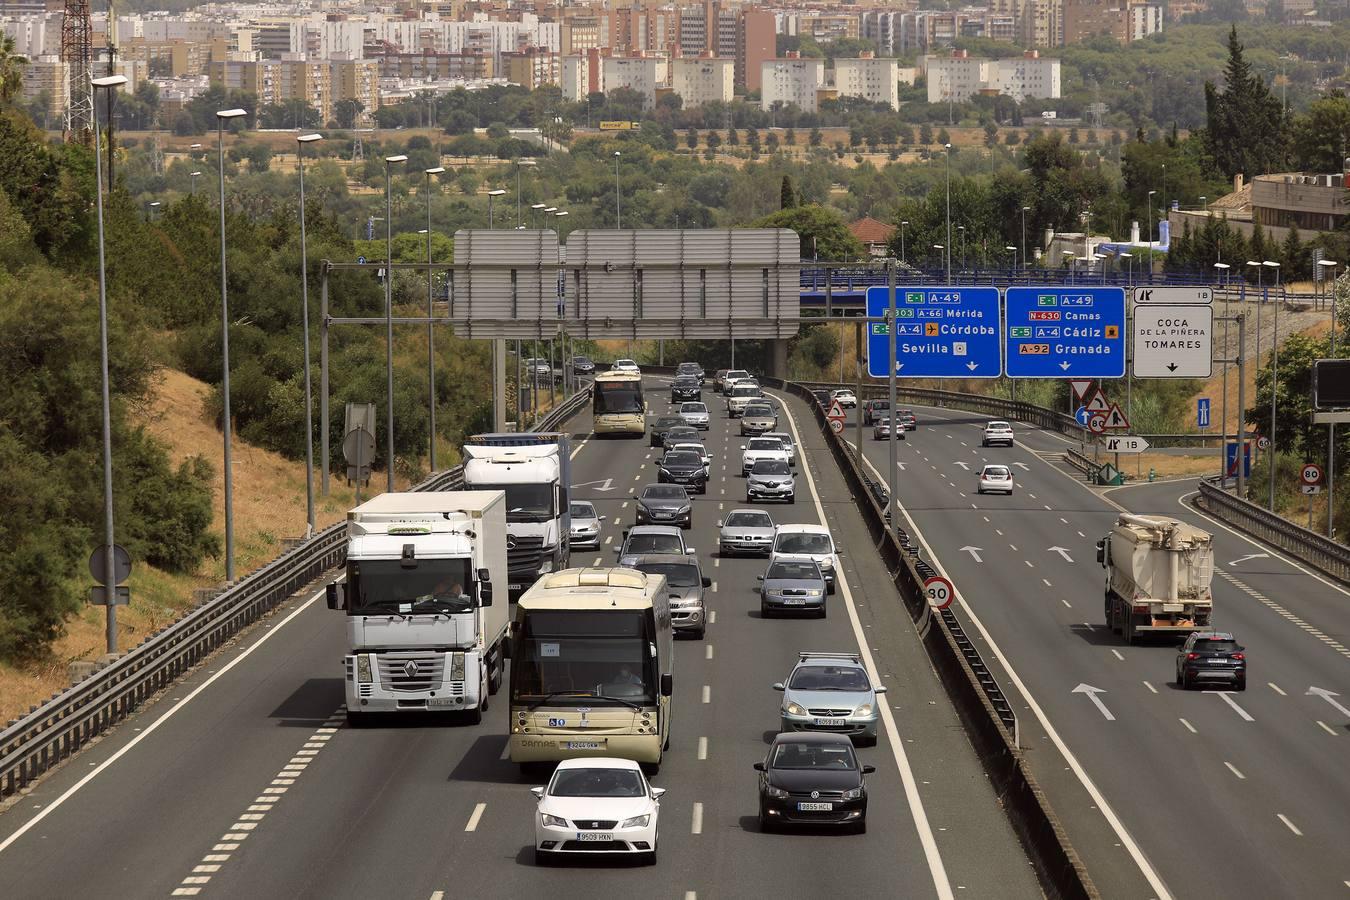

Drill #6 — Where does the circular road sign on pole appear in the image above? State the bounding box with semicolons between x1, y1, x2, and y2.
923;575;955;610
1301;463;1323;486
1088;413;1108;435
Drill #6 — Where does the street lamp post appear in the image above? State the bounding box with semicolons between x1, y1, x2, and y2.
215;108;247;580
146;200;161;221
958;224;966;272
1264;259;1281;511
1318;258;1339;536
384;154;408;492
614;151;622;228
424;165;445;472
1248;260;1263;400
1020;206;1030;273
189;170;201;195
92;74;128;653
1147;190;1157;281
515;158;536;227
487;188;506;228
531;202;546;229
899;220;908;265
944;143;952;283
1214;261;1232;483
296;133;322;536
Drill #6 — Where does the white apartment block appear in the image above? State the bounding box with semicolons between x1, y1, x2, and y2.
925;51;1059;104
833;56;901;110
1129;4;1164;40
670;57;734;108
602;56;667;110
987;54;1060;103
925;52;988;104
1;14;62;57
760;57;825;113
561;55;590;102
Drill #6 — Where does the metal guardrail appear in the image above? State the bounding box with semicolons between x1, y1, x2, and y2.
1064;448;1102;481
0;387;592;799
1196;481;1350;584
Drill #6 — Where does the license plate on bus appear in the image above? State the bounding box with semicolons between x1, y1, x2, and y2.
797;802;833;811
813;718;846;727
576;832;613;841
567;741;604;750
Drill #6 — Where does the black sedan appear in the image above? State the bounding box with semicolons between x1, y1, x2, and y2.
634;484;693;529
662;426;702;452
650;415;685;448
1176;632;1247;690
657;450;708;494
676;362;705;384
671;376;702;402
572;355;596;376
755;733;872;833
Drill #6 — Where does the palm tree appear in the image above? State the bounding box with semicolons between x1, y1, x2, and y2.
0;33;27;104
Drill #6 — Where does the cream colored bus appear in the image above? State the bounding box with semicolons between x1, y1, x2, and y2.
592;370;646;436
509;568;673;767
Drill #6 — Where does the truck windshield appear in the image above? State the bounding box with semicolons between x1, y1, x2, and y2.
473;483;554;520
347;559;475;616
513;610;655;705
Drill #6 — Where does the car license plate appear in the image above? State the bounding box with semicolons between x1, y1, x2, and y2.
566;741;604;750
813;718;846;726
1209;659;1230;665
797;802;833;811
576;832;613;841
784;598;806;606
427;698;458;709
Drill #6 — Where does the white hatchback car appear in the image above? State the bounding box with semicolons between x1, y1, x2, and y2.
532;757;664;865
613;359;641;374
977;464;1014;494
830;389;857;409
770;524;840;594
982;421;1015;447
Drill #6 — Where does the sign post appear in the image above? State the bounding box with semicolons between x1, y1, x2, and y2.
1302;463;1324;528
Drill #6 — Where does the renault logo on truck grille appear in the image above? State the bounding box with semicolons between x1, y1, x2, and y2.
403;660;420;679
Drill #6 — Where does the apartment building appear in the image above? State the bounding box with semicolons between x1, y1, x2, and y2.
1062;0;1162;43
119;37;214;77
502;46;560;89
210;58;332;120
924;49;1060;103
670;56;734;107
561;12;609;54
833;53;902;110
18;53;68;122
367;48;494;81
329;57;380;117
988;50;1060;102
925;49;988;103
761;55;825;113
601;55;667;110
737;7;774;92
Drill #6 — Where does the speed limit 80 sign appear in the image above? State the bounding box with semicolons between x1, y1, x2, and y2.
923;575;955;610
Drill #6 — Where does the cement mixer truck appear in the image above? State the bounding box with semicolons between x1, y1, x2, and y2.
1096;514;1214;644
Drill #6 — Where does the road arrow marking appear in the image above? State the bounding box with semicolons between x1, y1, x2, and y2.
1217;692;1254;722
1307;687;1350;719
1072;684;1115;721
571;478;615;491
955;461;970;470
1048;546;1074;563
1013;462;1030;470
1228;553;1269;566
897;461;906;471
959;546;984;563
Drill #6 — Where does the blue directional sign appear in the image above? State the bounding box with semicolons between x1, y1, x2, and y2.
1197;398;1211;428
1075;406;1091;426
357;255;367;265
1004;287;1126;378
866;286;1001;379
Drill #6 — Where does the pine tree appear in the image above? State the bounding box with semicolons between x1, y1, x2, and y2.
780;175;798;210
1249;220;1269;264
1204;26;1286;180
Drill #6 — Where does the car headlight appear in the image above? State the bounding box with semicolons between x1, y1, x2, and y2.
818;558;834;570
764;784;789;800
784;701;806;716
841;786;864;801
355;654;372;684
853;703;873;717
620;814;650;828
541;814;569;828
676;505;691;514
804;589;823;597
450;652;465;682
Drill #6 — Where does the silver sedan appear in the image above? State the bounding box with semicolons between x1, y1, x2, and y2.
569;500;602;549
717;508;776;556
679;401;710;430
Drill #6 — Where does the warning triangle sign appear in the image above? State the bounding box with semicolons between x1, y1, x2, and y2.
1069;380;1093;402
1085;388;1111;413
1103;403;1130;430
827;400;846;420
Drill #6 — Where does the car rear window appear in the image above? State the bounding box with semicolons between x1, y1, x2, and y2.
983;467;1011;477
752;460;791;475
1195;639;1240;652
748;438;783;451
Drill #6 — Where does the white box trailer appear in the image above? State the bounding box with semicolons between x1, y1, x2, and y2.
1096;514;1214;644
328;491;509;725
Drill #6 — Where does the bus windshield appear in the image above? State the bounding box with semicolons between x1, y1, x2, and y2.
347;559;475;616
594;379;644;415
512;610;655;705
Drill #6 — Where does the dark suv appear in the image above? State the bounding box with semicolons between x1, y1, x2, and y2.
671;376;702;402
1176;632;1246;690
676;361;705;384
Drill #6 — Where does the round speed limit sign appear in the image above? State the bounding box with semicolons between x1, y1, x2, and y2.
923;575;955;610
1301;463;1323;486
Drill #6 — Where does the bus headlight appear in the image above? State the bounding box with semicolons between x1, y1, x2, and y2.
355;654;372;684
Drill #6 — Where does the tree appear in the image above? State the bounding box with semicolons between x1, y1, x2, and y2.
0;33;26;104
936;128;950;146
728;128;740;146
240;143;273;173
780;175;798;210
785;127;796;146
685;127;698;150
751;205;865;261
705;131;722;154
983;122;999;148
1290;93;1350;173
1203;26;1286;180
919;123;934;145
333;98;364;130
809;127;822;147
259;100;320;129
1005;130;1021;146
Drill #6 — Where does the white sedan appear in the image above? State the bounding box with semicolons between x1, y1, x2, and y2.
613;358;641;374
533;758;664;864
977;464;1014;495
830;389;858;409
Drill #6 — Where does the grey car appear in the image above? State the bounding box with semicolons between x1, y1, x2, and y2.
747;459;795;504
740;403;778;436
663;426;703;452
634;484;693;528
650;415;685;448
718;509;776;556
679;402;710;430
615;525;692;562
569;500;602;550
676;361;705;383
629;553;711;639
773;651;887;745
758;559;827;618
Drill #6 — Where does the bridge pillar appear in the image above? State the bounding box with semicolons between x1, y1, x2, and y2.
493;339;507;431
769;338;789;382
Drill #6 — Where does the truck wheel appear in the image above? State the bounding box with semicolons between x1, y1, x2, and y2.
345;710;367;728
464;705;483;726
489;655;503;695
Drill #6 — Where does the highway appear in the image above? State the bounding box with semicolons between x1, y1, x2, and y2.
846;399;1350;899
0;377;1038;899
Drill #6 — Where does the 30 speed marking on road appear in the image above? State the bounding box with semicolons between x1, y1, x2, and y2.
923;575;955;610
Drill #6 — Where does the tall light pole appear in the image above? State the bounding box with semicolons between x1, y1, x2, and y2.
614;150;622;228
899;220;908;265
424;165;445;472
92;74;128;653
1020;205;1030;273
1319;258;1339;536
1248;259;1264;392
296;133;322;536
1147;189;1157;281
189;170;201;195
1160;162;1166;214
1214;261;1231;483
531;202;546;229
1264;259;1281;511
554;209;569;237
487;188;506;228
958;224;966;271
215;108;246;580
944;143;952;284
515;158;536;227
384;154;408;492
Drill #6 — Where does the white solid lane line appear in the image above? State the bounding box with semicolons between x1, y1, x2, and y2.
465;802;486;832
851;450;1175;900
0;584;331;857
772;390;954;900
